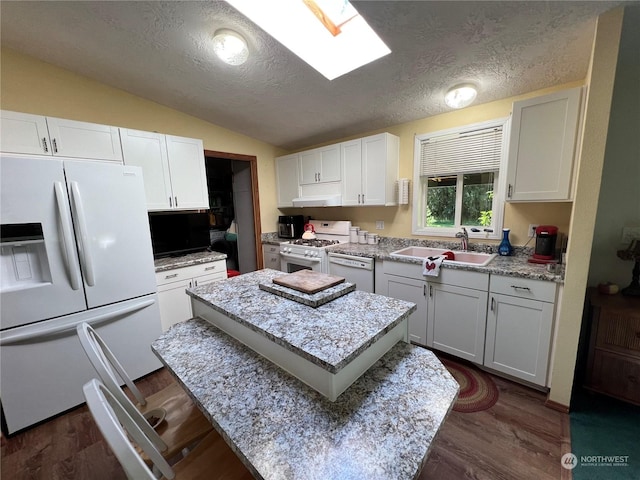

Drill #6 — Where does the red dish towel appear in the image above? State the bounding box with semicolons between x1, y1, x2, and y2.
423;255;446;277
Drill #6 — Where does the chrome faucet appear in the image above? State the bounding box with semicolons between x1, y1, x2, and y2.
455;227;469;251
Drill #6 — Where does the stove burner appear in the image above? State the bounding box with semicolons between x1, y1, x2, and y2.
291;239;340;248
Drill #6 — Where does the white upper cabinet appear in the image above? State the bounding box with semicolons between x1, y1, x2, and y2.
165;135;208;210
46;117;123;162
0;111;51;155
299;144;341;185
505;87;582;201
275;153;300;208
1;110;122;162
342;132;399;206
121;129;208;211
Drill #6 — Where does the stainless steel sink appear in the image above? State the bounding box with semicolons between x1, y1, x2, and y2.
389;246;497;267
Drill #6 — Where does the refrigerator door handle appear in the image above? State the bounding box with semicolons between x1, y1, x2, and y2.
54;181;82;291
0;298;156;346
70;181;96;287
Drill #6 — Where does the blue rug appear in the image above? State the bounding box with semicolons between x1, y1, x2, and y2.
569;388;640;479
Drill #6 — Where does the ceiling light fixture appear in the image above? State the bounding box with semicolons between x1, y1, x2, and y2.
212;29;249;65
444;84;478;109
225;0;390;80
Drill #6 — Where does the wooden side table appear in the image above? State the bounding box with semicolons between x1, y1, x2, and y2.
584;288;640;405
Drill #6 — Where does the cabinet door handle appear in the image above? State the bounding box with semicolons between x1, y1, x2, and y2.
429;285;433;298
358;194;361;204
52;138;58;154
511;285;531;292
508;184;513;198
423;284;426;297
169;196;173;207
164;273;178;279
42;137;49;153
175;196;178;207
204;265;216;271
362;194;365;204
318;173;321;182
490;297;495;311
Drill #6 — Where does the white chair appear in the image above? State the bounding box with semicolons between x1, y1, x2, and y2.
76;322;212;460
83;378;253;480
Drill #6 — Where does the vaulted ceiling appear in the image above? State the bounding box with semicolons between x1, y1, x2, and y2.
0;1;623;150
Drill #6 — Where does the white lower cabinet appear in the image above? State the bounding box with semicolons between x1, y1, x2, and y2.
387;276;428;346
485;275;556;386
156;260;226;331
379;260;557;387
427;282;488;365
262;244;282;271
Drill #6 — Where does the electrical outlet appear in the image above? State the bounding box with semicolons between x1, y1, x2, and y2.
528;224;538;238
376;220;384;230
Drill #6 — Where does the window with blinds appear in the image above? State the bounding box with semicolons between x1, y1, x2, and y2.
412;118;509;237
419;126;503;178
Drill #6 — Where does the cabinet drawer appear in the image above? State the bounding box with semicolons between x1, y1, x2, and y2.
588;350;640;404
263;244;280;255
490;275;556;302
428;269;488;290
595;311;640;354
156;260;225;285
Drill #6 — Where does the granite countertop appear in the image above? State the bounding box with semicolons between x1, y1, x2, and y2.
152;317;459;480
154;250;227;272
262;232;290;245
325;238;565;283
187;269;416;374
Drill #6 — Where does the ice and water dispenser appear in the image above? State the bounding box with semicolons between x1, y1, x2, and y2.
1;223;52;292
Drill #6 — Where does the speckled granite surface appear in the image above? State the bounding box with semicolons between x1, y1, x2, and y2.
152;317;459;480
323;237;565;283
258;280;356;308
154;250;227;272
262;232;290;245
187;269;416;373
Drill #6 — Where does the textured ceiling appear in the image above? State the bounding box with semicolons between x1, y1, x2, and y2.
0;1;623;150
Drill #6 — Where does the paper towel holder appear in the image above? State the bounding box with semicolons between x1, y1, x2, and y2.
397;178;410;205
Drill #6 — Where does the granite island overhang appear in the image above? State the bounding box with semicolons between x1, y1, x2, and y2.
151;317;460;480
185;268;418;400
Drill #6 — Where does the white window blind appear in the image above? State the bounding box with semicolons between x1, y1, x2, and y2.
419;126;503;177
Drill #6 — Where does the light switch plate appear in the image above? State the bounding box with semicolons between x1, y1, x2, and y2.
376;221;384;230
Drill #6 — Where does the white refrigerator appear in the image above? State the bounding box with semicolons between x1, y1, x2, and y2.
0;153;162;434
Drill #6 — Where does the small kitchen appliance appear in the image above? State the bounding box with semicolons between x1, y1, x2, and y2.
528;225;559;263
278;215;304;239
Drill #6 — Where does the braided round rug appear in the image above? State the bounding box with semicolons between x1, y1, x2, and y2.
440;357;499;413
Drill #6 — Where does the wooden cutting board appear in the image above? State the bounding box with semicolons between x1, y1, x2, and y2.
272;270;345;294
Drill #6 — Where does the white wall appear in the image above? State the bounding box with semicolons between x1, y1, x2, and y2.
588;5;640;288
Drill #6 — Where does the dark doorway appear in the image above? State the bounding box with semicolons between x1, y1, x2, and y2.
205;151;262;273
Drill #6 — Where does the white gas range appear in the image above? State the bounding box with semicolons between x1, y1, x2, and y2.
279;220;351;274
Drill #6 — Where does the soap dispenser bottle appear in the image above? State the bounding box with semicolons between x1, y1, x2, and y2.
498;228;514;256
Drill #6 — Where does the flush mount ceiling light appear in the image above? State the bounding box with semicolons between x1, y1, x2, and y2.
225;0;390;80
444;84;478;109
212;29;249;65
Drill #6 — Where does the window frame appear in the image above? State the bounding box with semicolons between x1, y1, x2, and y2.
412;117;511;239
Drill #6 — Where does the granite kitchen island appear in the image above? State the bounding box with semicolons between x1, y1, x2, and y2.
151;270;459;479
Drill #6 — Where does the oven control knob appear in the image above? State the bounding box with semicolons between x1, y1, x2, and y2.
311;251;317;257
304;250;309;256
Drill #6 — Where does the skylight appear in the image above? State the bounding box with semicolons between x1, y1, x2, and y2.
225;0;391;80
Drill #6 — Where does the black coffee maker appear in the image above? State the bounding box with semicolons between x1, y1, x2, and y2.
278;215;304;239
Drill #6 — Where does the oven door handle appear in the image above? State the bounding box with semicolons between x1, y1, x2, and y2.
279;252;322;263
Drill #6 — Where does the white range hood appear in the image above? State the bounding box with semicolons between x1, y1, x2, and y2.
292;195;342;207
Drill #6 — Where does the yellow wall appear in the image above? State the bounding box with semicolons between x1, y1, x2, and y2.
279;81;582;246
548;7;623;406
0;47;284;234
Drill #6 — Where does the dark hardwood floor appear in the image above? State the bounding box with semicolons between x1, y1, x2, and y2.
1;366;570;480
